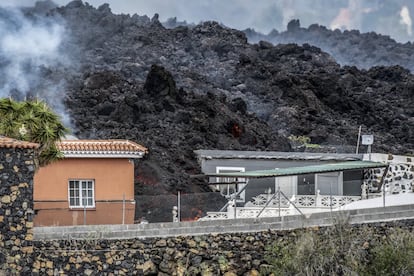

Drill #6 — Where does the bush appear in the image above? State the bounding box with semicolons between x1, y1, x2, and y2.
263;222;373;275
365;228;414;275
288;135;321;149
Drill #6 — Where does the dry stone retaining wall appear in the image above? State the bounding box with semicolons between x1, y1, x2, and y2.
28;219;414;275
364;155;414;193
0;146;36;275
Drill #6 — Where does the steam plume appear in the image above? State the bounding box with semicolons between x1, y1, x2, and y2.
0;6;73;127
400;6;412;36
59;0;413;42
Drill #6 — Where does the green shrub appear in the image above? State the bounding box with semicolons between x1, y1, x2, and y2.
288;135;321;149
364;228;414;275
263;223;372;275
263;223;414;275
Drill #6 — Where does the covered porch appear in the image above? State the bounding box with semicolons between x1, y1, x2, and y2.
199;161;388;220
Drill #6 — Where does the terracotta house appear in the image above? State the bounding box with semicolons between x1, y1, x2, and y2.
34;139;147;226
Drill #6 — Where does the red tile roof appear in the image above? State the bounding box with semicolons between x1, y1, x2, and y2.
56;139;147;158
0;136;39;149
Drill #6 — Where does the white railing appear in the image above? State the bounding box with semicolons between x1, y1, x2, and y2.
199;207;293;221
297;194;360;208
244;193;290;208
237;207;293;218
199;193;362;221
199;212;228;221
247;193;360;209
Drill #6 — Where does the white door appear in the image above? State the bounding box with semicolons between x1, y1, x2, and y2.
275;176;297;197
316;172;342;195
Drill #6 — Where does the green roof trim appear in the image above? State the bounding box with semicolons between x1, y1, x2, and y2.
207;161;387;179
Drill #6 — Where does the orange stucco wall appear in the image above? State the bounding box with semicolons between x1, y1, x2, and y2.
33;202;135;226
33;158;135;226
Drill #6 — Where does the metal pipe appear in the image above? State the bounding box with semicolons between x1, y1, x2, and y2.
122;193;125;225
83;197;86;225
330;181;333;216
257;192;278;218
178;191;181;222
280;191;305;217
378;166;389;208
356;125;362;154
219;180;249;212
278;185;281;217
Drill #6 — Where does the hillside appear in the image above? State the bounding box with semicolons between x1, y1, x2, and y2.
245;19;414;71
5;1;414;194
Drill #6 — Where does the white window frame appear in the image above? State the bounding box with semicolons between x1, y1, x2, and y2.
215;167;246;202
68;179;95;208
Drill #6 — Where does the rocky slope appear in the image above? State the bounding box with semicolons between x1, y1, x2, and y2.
245;19;414;72
19;1;414;195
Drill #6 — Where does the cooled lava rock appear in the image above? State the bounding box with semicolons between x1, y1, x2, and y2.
12;1;414;197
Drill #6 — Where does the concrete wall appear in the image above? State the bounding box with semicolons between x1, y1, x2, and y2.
34;203;414;240
34;158;135;226
0;146;36;274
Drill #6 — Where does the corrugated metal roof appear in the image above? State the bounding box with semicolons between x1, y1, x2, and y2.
194;149;363;161
206;161;387;179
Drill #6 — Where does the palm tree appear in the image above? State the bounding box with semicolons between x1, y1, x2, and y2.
0;98;69;166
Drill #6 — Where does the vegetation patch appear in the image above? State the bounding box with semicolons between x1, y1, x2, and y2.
263;222;414;275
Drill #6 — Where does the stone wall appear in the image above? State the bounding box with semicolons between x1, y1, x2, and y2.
28;219;414;275
0;146;36;274
364;154;414;193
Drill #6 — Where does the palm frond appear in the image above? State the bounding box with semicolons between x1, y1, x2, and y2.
1;98;68;167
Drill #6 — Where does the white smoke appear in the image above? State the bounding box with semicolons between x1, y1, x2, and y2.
400;6;412;36
0;6;73;127
330;0;356;30
51;0;414;42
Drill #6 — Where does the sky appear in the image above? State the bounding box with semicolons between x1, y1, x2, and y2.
60;0;414;42
5;0;414;42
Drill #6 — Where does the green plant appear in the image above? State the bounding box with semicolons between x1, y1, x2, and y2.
263;222;414;275
262;237;297;275
217;255;230;272
288;135;321;149
263;222;371;275
364;228;414;275
0;98;68;166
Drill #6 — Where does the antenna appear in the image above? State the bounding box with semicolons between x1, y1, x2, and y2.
361;134;374;160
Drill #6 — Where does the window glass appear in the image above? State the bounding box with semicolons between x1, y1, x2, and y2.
317;172;340;195
297;174;315;195
68;180;95;208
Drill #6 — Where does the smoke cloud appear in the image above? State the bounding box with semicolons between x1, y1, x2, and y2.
52;0;414;42
3;0;413;129
400;6;412;36
0;5;73;127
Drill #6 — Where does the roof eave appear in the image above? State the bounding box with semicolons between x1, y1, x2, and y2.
206;161;388;179
61;151;145;159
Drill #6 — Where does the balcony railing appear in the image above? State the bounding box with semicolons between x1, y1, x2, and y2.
199;193;361;221
247;192;361;209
